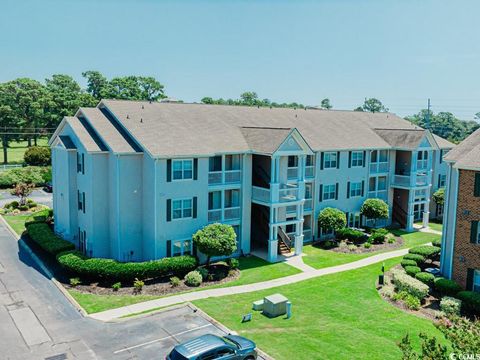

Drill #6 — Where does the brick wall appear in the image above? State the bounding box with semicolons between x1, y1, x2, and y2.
452;169;480;288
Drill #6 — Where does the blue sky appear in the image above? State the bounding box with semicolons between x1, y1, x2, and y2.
1;0;479;119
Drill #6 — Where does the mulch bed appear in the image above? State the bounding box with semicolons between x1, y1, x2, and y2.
63;266;241;297
312;234;405;254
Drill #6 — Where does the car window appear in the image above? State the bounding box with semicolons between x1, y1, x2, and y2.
198;350;217;360
217;347;235;356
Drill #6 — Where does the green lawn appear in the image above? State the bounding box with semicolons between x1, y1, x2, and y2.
3;214;30;235
194;258;447;360
1;138;49;164
303;230;440;269
67;256;300;314
415;221;443;232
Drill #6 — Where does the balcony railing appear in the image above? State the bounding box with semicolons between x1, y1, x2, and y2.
252;184;300;204
252;186;270;203
393;175;411;187
208;170;241;185
392;173;430;188
279;185;299;202
305;166;315;178
368;190;388;201
287;167;298;180
303;228;312;241
208;207;241;222
415;174;429;186
369;162;389;174
286;205;297;214
304;199;313;210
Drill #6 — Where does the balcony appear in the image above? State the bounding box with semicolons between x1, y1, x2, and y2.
368;190;388;202
279;184;299;202
252;186;270;203
208;170;241;185
252;184;301;204
287;167;298;180
208;207;241;222
392;173;430;188
304;198;313;211
369;162;389;174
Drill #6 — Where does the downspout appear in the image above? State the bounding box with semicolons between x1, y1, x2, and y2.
116;154;121;260
447;168;459;278
154;159;158;258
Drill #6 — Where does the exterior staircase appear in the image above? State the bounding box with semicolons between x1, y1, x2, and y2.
277;226;292;255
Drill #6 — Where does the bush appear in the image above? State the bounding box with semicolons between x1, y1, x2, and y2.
409;245;441;260
363;242;372;249
360;198;389;226
57;251;197;282
415;272;435;286
434;278;462;297
227;258;239;269
405;266;421;277
432;238;442;248
170;276;180;287
184;271;203;287
112;282;121;291
433;187;444;206
403;253;426;264
133;278;144;293
457;291;480;315
370;228;389;244
317;208;347;233
335;228;366;243
193;223;237;266
0;166;51;188
69;277;81;287
18;205;29;211
391;268;429;300
196;267;209;281
394;291;421;310
27;223;75;256
440;296;462;316
401;259;417;268
5;200;19;209
24;146;51;166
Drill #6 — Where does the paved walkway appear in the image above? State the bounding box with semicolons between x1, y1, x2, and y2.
90;247;410;322
414;223;442;236
283;253;316;272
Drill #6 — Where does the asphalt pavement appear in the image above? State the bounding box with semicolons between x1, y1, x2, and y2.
0;189;53;209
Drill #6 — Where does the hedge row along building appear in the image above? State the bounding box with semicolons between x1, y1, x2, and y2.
49;100;453;263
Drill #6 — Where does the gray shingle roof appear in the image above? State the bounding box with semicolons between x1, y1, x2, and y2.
240;127;293;154
444;127;480;170
65;117;104;152
58;135;76;150
373;129;427;150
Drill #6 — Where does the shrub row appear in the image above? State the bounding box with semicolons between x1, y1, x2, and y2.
57;250;197;282
457;291;480;315
409;245;441;259
0;166;51;188
415;272;435;286
434;278;463;297
369;228;389;244
401;259;417;268
403;253;426;264
405;266;421;277
391;268;429;300
335;228;366;243
26;222;75;256
432;238;442;248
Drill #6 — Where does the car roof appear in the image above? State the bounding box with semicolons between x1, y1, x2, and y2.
176;334;228;357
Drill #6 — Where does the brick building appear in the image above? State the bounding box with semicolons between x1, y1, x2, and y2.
441;128;480;291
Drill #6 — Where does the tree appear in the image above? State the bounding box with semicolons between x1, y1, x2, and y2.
192;223;237;266
82;70;109;100
201;97;214;104
353;106;364;112
318;208;346;232
360;98;388;113
360;198;389;227
24;146;51;166
11;183;34;206
199;92;304;109
320;98;332;109
239;91;259;106
433;188;445;206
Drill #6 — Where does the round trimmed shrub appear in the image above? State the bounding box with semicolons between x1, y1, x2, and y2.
360;198;389;225
409;245;441;260
401;259;417;268
440;296;462;316
369;228;389;244
336;228;366;243
318;208;347;233
24;146;51;166
403;253;426;264
184;271;202;287
405;266;421;277
415;272;435;286
227;258;239;269
193;223;237;266
432;238;442;248
456;291;480;315
434;278;462;296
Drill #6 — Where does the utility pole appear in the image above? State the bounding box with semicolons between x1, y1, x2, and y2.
425;98;431;130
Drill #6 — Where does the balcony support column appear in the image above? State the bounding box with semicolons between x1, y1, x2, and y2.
410;151;418;187
268;207;278;263
406;189;415;232
422;187;431;228
294;203;304;255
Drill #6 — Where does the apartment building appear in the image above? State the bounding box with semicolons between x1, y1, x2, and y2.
49;100;453;263
441;128;480;291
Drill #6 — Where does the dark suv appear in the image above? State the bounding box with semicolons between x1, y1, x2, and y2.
167;334;257;360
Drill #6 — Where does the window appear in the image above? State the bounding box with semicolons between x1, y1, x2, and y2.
379;150;388;162
440;149;449;163
413;204;422;221
474;172;480;197
288;156;298;168
305;183;313;199
77;191;85;213
225;154;240;170
208;191;221;210
224;189;240;208
417;151;428;169
323;184;336;200
348;212;361;228
350;182;362;197
306;155;314;167
415;189;427;202
172;239;192;256
172;199;192;219
436;203;444;217
378;176;387;190
76;153;84;174
371;150;388;163
474;270;480;293
78;228;86;254
209;156;222;172
438;174;446;188
473;221;480;244
172;159;193;180
369;177;376;192
351;151;364;167
324;152;337;169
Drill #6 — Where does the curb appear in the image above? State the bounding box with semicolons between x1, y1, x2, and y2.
0;215;88;317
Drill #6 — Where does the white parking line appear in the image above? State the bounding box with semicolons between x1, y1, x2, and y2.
113;323;214;354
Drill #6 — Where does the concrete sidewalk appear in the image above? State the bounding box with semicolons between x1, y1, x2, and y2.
90;247;409;322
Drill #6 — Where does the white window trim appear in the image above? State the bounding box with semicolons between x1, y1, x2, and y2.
351;151;364;167
323;184;336;200
348;212;361;228
172;198;193;220
172;159;193;181
350;182;362;197
324;152;337;169
171;238;193;257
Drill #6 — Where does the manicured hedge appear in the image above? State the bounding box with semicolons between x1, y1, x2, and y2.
415;272;435;286
335;228;366;243
457;291;480;315
432;238;442;248
409;245;441;259
405;266;421;277
401;259;417;268
369;228;389;244
26;222;75;256
56;250;197;282
391;268;429;300
403;253;426;264
434;278;462;297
